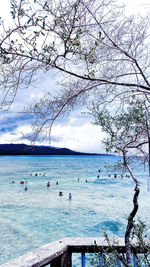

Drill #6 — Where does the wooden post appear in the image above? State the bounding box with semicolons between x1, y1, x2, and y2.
50;251;72;267
50;255;62;267
61;250;72;267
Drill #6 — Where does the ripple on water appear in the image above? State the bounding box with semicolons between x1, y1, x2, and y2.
86;220;124;236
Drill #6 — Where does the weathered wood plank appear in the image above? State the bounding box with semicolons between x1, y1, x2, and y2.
0;239;68;267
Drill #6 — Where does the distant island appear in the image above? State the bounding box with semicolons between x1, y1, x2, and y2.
0;143;109;156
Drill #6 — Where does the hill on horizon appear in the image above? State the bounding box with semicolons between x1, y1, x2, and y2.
0;143;108;156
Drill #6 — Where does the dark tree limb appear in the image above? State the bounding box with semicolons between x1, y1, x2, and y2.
125;187;140;266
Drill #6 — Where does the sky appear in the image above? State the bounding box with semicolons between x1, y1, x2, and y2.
0;0;149;153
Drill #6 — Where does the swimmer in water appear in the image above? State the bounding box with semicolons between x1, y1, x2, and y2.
47;181;50;187
25;186;28;191
69;193;72;200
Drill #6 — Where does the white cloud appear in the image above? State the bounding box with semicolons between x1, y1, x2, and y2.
50;116;106;153
0;0;12;25
0;122;32;144
122;0;150;15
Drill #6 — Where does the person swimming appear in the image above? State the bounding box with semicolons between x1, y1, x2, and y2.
69;193;72;200
25;186;28;191
47;181;50;187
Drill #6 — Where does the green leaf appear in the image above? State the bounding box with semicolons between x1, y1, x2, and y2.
95;41;98;46
77;28;83;34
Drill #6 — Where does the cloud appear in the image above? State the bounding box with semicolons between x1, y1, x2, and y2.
0;111;33;143
0;106;106;153
0;112;33;128
0;124;33;144
124;0;150;15
7;70;60;112
50;114;106;153
1;125;18;134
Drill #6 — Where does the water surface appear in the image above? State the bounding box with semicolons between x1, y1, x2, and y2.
0;155;149;265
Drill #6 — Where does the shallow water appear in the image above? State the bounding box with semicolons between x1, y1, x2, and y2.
0;155;150;265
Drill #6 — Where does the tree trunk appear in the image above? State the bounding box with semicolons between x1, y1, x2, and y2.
125;188;140;266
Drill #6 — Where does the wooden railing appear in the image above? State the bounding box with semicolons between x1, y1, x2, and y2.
1;237;149;267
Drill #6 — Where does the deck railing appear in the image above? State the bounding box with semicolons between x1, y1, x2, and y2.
1;237;149;267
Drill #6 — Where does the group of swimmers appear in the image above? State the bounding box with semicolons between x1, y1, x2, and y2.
47;183;72;199
47;181;59;187
110;173;130;178
46;181;72;199
30;172;46;176
58;191;72;199
12;178;73;199
11;180;28;191
11;168;131;196
96;169;130;179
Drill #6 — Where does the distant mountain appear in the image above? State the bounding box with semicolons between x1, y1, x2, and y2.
0;144;108;156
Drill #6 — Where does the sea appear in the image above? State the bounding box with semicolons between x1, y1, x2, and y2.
0;155;150;265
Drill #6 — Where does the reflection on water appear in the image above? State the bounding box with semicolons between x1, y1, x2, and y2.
0;155;149;264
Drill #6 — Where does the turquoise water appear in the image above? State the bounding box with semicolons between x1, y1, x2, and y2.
0;155;150;265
